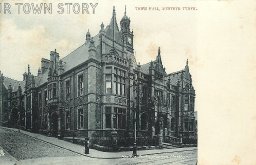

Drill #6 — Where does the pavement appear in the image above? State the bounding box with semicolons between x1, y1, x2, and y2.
0;146;17;165
1;126;197;159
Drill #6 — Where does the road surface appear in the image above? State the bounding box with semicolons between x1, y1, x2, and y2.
0;127;197;165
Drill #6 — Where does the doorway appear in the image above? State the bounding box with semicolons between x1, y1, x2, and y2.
51;112;58;137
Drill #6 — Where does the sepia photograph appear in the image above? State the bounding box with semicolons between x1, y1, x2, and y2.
0;0;256;164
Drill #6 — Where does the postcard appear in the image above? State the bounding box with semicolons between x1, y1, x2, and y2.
0;0;255;164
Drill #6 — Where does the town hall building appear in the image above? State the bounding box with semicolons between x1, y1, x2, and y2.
0;7;197;149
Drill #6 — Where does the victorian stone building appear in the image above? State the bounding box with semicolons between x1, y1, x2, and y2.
0;7;197;148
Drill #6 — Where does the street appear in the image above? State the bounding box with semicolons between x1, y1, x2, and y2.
0;127;197;165
0;127;78;160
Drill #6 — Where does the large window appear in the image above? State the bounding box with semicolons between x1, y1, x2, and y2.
44;90;47;104
184;119;189;131
48;84;52;99
142;86;148;104
190;96;194;111
155;90;163;104
184;95;189;104
113;107;126;129
48;83;57;99
78;74;84;96
65;109;71;130
114;68;126;96
53;83;57;98
78;108;84;129
65;79;71;99
105;107;111;128
105;74;112;94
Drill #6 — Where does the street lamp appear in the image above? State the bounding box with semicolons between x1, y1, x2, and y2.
132;100;137;157
132;74;139;157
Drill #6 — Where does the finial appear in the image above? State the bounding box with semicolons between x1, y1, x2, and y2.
186;59;189;66
158;47;161;55
113;6;116;16
55;49;56;52
86;29;90;35
124;5;127;16
28;64;30;73
101;22;104;29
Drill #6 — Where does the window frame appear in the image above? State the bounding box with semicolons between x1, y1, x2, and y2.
65;79;71;100
77;108;84;129
77;73;84;97
65;109;71;130
105;107;112;128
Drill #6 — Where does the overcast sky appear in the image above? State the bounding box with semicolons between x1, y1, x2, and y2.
0;0;197;80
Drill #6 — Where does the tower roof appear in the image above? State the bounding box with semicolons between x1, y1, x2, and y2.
156;47;163;65
121;5;129;21
105;6;122;44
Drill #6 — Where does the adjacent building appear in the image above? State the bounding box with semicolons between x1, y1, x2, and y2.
0;7;197;149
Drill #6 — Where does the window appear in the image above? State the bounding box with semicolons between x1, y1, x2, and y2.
44;90;47;103
190;96;194;111
113;68;126;96
78;108;84;129
48;84;52;99
184;120;189;131
113;107;126;129
27;95;31;110
189;120;194;131
105;107;111;128
105;74;112;94
142;87;147;104
155;90;163;104
65;110;71;129
171;118;175;131
53;83;57;98
105;67;112;74
184;95;189;104
78;74;84;96
38;92;42;108
65;80;71;99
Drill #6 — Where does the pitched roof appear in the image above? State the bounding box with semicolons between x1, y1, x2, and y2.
140;62;151;74
105;7;122;45
167;70;183;86
61;34;100;73
34;71;49;87
3;76;25;92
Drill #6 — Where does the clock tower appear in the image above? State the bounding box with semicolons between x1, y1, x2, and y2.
120;6;133;53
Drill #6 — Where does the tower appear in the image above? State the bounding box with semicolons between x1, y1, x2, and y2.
120;6;133;52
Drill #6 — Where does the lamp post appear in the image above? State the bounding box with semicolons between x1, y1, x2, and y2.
132;101;137;157
132;74;139;157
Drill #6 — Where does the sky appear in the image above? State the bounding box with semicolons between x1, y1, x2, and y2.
0;0;197;80
1;0;256;164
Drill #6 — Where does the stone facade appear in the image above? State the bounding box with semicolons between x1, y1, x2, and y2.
0;7;197;149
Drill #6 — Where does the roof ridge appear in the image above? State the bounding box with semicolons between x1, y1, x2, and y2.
61;43;86;61
3;76;23;82
168;70;184;75
61;33;100;61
